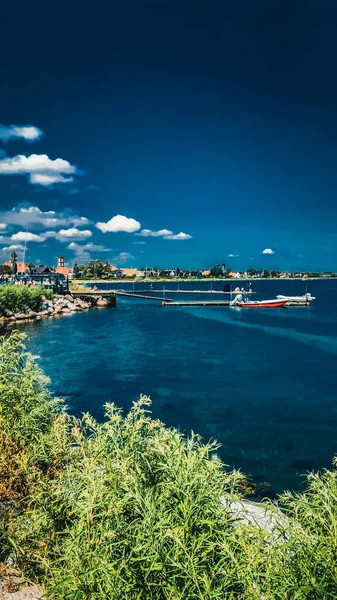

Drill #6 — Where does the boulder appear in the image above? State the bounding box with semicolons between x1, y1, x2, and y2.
15;313;27;320
27;310;38;318
65;294;74;303
96;298;109;308
40;302;49;311
54;306;63;314
47;300;55;308
9;316;16;321
35;315;42;321
62;307;71;314
47;307;54;315
4;308;13;317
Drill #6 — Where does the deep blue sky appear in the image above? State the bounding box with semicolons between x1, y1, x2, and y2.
0;0;337;270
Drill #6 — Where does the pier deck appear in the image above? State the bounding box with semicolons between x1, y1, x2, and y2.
163;300;231;306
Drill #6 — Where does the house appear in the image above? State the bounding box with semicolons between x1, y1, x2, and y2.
31;265;54;275
4;261;29;274
201;270;210;277
121;268;139;278
159;270;176;278
110;268;123;278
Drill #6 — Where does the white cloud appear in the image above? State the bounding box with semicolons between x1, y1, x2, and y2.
0;244;24;252
113;252;134;264
30;173;74;186
0;205;90;229
164;232;192;240
0;153;79;186
0;224;6;230
0;124;44;143
68;242;110;252
132;241;146;245
262;248;275;255
11;231;45;242
137;228;173;237
46;228;92;242
228;253;239;258
96;215;141;233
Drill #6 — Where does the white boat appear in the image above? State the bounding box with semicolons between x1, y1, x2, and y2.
276;293;315;304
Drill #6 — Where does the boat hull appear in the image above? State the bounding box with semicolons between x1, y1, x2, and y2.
240;300;288;308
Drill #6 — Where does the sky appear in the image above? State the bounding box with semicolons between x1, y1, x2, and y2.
0;0;337;271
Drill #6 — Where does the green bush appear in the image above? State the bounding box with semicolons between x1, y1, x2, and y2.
0;285;53;313
1;332;337;599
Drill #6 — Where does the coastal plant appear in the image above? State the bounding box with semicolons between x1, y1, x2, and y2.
1;332;337;599
0;285;53;314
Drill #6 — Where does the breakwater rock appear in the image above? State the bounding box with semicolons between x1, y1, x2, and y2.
0;294;113;326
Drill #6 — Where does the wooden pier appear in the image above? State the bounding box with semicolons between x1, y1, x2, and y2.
163;300;231;307
71;289;172;302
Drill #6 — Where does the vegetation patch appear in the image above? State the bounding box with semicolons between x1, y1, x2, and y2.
0;286;53;314
1;332;337;599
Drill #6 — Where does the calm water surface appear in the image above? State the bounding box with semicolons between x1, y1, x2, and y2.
18;279;337;494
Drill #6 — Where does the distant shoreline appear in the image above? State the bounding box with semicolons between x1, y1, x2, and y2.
72;276;334;284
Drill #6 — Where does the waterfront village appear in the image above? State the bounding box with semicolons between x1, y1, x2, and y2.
0;255;335;282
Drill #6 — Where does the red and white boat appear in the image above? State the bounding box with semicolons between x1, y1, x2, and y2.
239;299;288;308
230;294;288;308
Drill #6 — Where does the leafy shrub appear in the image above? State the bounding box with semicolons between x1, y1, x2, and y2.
0;285;53;313
1;332;337;599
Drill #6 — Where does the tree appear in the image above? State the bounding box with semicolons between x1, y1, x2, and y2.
103;261;112;278
247;267;256;277
210;264;224;278
270;270;280;278
87;260;104;278
0;264;11;276
73;262;81;278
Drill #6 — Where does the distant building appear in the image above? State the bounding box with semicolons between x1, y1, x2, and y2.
201;270;210;277
55;266;73;278
4;261;29;274
121;268;139;278
55;256;72;278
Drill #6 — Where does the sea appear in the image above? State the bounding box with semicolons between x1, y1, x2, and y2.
13;279;337;495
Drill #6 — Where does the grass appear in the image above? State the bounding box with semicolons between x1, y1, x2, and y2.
0;286;53;314
1;332;337;598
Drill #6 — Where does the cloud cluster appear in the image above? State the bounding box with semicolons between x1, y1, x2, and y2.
96;215;141;233
0;124;44;143
136;228;192;240
0;154;79;186
262;248;275;255
137;228;172;237
68;242;110;252
164;232;192;240
228;253;239;258
0;205;90;229
45;228;92;242
11;231;45;243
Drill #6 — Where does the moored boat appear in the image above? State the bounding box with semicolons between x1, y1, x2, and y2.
239;299;288;308
230;294;288;308
276;293;315;304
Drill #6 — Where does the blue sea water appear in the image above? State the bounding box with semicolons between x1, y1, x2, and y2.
18;279;337;494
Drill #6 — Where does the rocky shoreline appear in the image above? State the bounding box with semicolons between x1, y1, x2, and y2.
0;294;112;326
